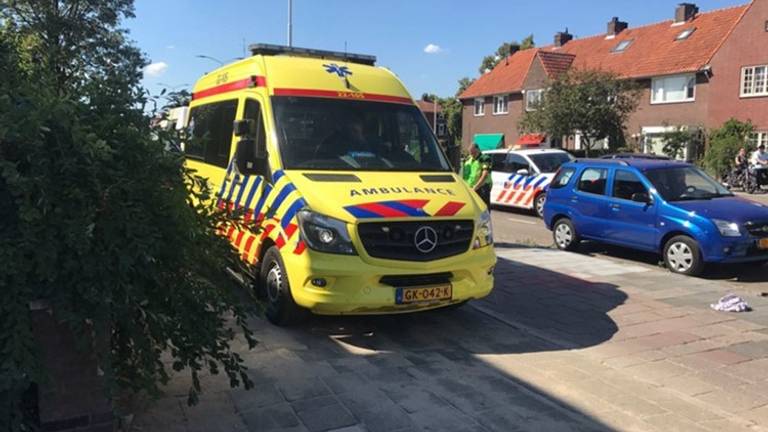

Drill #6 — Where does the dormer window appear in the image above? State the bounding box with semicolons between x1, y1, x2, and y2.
612;39;633;53
676;28;696;40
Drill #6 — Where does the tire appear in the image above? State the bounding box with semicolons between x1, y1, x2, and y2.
259;246;307;326
553;218;579;251
534;193;547;219
663;235;704;276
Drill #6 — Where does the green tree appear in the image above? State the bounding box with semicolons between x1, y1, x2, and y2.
659;125;698;160
478;35;535;74
703;118;754;177
1;2;255;429
519;69;641;157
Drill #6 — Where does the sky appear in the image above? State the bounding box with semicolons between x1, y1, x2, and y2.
128;0;742;99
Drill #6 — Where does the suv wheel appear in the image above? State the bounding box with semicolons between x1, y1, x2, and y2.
260;246;307;326
663;236;704;276
534;193;547;218
553;218;579;251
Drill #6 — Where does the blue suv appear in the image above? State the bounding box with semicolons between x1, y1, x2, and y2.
543;159;768;276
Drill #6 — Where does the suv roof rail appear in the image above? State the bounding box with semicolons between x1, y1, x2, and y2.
248;43;377;66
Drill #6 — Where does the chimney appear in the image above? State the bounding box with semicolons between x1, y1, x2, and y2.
675;3;698;23
607;17;628;36
554;29;573;47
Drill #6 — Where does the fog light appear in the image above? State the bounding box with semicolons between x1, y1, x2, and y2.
311;278;327;287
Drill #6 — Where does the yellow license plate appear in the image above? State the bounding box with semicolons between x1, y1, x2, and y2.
759;238;768;250
395;284;452;305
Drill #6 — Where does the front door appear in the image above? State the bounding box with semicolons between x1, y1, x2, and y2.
604;169;657;250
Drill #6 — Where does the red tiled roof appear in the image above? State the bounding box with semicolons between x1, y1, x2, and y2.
459;3;749;99
416;99;442;113
538;51;576;78
459;48;538;99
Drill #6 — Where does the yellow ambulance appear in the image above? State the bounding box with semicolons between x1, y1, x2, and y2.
185;44;495;325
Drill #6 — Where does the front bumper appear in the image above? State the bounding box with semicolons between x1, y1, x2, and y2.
281;246;497;315
702;236;768;263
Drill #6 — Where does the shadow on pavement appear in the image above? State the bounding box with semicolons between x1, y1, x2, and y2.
234;255;627;431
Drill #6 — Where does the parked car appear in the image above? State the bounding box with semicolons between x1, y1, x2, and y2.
543;158;768;276
484;148;574;217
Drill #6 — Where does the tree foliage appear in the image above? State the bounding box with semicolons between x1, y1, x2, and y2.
478;35;535;74
0;2;256;429
519;69;641;156
659;125;697;160
703;118;754;176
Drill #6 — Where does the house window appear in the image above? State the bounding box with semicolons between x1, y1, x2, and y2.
437;123;446;136
748;132;768;148
675;28;696;40
741;65;768;97
473;98;485;116
493;95;509;114
612;39;633;53
651;74;696;104
525;89;544;111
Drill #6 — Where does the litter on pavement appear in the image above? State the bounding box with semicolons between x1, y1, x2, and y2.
710;294;751;312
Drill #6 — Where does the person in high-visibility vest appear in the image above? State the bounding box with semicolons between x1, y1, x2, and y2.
462;145;492;208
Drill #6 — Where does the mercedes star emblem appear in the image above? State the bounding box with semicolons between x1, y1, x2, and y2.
414;226;438;254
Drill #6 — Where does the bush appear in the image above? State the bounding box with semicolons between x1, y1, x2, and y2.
703;119;754;177
0;6;255;430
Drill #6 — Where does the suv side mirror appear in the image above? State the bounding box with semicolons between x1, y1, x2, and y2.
631;192;652;204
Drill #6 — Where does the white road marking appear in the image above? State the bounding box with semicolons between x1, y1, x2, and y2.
507;217;537;225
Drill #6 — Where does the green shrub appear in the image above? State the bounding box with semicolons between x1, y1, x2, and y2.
703;119;754;177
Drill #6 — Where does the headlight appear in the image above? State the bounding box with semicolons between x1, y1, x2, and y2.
473;209;493;249
712;219;741;237
297;210;357;255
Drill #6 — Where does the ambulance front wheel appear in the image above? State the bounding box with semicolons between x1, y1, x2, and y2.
260;246;307;326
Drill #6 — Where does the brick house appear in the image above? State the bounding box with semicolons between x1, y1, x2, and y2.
416;99;448;141
459;1;768;159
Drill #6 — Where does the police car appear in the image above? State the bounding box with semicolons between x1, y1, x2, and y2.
484;148;574;217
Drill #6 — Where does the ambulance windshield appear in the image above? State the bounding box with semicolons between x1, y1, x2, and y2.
272;97;451;172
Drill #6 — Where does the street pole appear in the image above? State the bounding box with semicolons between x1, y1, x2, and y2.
433;99;437;135
287;0;293;47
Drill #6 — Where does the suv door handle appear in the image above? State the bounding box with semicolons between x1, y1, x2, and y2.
610;203;621;211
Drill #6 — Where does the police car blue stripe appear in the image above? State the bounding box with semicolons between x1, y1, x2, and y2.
532;176;549;189
281;198;307;229
243;176;263;210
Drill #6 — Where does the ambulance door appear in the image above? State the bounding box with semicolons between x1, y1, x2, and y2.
186;99;239;207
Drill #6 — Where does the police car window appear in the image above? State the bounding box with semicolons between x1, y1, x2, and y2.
187;100;237;168
550;168;575;189
490;153;508;172
272;97;450;172
505;154;530;173
529;153;573;173
612;170;648;201
577;168;608;195
244;99;270;180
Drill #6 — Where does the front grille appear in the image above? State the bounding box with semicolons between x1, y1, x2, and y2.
380;272;453;288
746;221;768;238
358;220;473;261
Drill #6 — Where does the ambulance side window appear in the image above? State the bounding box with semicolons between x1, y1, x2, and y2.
187;100;237;168
243;99;270;180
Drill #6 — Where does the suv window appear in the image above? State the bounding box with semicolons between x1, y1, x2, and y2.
612;170;648;201
506;153;531;174
577;168;608;195
551;167;575;189
490;153;508;172
187;100;238;168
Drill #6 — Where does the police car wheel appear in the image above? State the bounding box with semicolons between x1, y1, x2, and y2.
534;193;547;218
553;218;579;251
260;246;307;326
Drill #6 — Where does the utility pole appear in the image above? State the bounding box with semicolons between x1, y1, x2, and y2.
433;99;438;135
287;0;293;47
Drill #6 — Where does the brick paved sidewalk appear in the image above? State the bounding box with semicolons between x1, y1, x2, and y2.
130;246;768;432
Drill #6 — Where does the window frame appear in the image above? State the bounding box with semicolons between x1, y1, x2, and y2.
576;167;609;196
611;169;649;202
525;89;544;111
741;65;768;98
473;98;485;116
612;39;634;53
650;74;696;105
492;94;509;115
748;131;768;148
